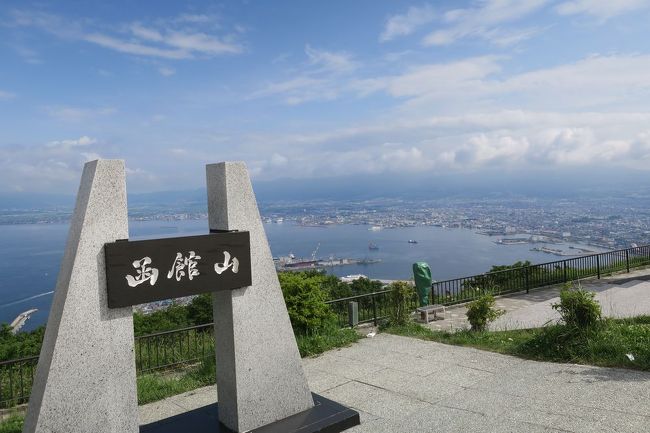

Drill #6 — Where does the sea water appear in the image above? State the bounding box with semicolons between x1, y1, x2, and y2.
0;219;599;330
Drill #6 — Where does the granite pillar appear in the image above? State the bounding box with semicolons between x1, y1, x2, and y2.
206;162;314;432
23;160;138;433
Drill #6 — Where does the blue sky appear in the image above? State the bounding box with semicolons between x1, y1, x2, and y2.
2;0;650;194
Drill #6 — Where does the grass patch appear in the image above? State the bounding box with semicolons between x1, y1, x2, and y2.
296;326;361;357
137;325;361;405
137;356;216;405
384;316;650;371
0;414;23;433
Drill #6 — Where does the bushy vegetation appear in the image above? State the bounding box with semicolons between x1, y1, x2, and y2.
133;293;214;336
552;284;602;331
387;281;415;326
278;271;337;335
0;324;44;362
465;294;504;331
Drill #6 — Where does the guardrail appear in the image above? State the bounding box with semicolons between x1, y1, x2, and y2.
1;324;216;408
134;323;214;373
431;245;650;305
325;290;418;328
0;355;38;409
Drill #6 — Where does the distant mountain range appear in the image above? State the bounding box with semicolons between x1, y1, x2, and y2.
1;167;649;210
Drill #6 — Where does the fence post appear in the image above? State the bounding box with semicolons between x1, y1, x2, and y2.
596;255;601;279
371;294;378;326
563;261;567;283
625;250;630;273
525;266;530;294
347;301;359;328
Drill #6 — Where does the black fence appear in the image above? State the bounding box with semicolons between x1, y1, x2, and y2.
431;245;650;305
0;356;38;409
325;290;418;328
1;324;216;409
134;323;215;373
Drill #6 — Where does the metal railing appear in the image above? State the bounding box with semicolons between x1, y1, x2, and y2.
134;323;215;373
0;356;39;409
1;324;216;408
431;245;650;305
325;290;418;328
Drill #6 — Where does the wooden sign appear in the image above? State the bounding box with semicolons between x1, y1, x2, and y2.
104;231;251;308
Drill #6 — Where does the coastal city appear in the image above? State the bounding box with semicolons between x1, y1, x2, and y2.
260;195;650;251
4;194;650;252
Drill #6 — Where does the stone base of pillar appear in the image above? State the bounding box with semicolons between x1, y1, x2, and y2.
140;393;360;433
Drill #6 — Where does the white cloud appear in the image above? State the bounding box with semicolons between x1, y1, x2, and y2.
556;0;650;20
381;56;502;98
355;54;650;115
0;90;16;100
0;136;104;192
230;107;650;181
270;153;288;166
249;46;358;104
46;106;116;122
46;136;97;149
422;0;549;46
158;66;176;76
11;10;244;60
248;77;326;101
305;45;358;73
380;4;436;42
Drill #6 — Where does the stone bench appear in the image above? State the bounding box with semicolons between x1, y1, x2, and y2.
417;304;446;323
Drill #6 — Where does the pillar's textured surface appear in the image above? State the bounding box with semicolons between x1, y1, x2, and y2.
23;160;138;433
206;162;314;432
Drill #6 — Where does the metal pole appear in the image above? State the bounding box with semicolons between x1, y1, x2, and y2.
625;250;630;273
596;255;601;279
525;266;530;294
371;294;378;326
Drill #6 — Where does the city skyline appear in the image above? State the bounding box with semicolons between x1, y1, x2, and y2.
2;1;650;195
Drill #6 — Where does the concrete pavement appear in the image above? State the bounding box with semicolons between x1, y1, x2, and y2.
139;333;650;432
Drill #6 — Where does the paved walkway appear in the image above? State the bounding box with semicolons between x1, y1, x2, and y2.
140;333;650;432
427;269;650;332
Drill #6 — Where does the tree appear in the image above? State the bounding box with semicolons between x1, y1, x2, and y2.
187;294;214;326
278;271;336;335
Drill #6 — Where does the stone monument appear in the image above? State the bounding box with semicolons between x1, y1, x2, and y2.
23;159;359;433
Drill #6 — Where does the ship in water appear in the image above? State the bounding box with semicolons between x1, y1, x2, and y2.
408;239;418;244
368;242;379;250
275;244;322;270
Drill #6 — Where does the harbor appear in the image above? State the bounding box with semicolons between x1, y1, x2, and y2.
274;254;382;272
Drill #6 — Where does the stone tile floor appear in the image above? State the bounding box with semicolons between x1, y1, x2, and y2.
140;333;650;432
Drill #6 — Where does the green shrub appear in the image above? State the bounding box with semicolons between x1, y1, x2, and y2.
278;272;336;335
552;285;602;332
388;281;414;326
466;294;504;331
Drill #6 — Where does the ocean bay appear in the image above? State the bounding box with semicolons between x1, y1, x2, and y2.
0;219;598;330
